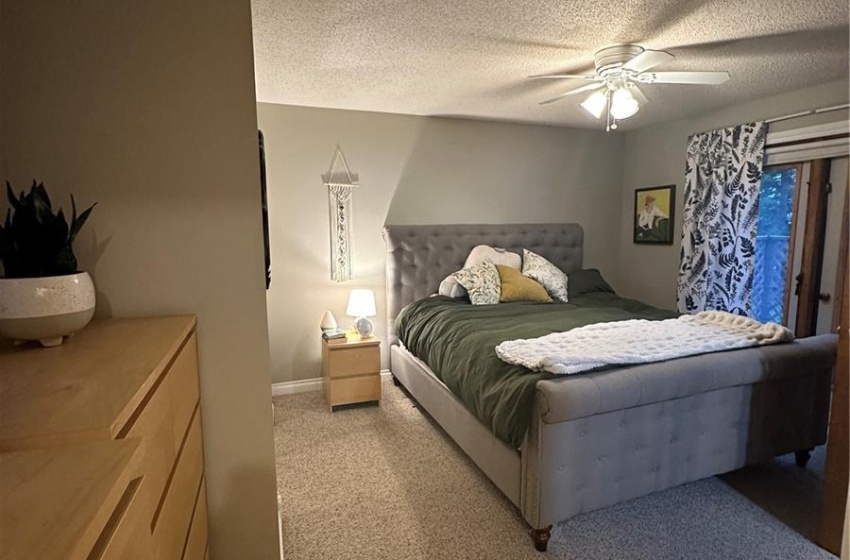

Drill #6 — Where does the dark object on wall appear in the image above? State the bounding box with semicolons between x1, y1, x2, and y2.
634;184;675;245
259;130;271;289
0;181;96;278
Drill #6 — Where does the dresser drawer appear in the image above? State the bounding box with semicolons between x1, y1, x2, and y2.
125;334;199;526
88;476;151;560
182;479;208;560
153;408;204;559
324;344;380;378
328;374;381;406
1;438;144;560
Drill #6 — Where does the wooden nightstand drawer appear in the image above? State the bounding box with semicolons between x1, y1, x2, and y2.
327;374;381;407
324;344;380;378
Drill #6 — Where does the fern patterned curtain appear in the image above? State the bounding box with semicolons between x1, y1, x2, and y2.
677;122;767;315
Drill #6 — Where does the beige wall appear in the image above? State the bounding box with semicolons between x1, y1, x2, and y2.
616;79;850;309
1;2;281;558
257;103;624;383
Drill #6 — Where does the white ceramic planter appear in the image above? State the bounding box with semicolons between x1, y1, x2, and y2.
0;272;96;347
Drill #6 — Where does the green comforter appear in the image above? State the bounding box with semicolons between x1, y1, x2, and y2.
395;292;676;448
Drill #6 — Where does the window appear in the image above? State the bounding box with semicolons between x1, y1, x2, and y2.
751;167;798;323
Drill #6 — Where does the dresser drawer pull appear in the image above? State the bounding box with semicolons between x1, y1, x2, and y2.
151;403;199;530
117;333;195;439
86;476;142;560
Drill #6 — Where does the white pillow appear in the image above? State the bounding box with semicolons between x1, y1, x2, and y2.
453;260;501;305
438;275;468;299
464;245;521;270
522;249;569;302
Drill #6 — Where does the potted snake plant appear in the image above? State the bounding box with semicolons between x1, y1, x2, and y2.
0;181;97;347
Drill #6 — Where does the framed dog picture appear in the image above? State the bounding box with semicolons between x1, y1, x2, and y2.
634;185;675;244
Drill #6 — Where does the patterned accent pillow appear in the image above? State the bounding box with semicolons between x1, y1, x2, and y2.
522;249;569;302
453;260;501;305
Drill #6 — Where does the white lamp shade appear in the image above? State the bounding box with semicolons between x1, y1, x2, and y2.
346;289;377;318
580;90;608;119
610;88;639;120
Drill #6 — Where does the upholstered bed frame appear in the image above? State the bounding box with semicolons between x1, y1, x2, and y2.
383;223;835;551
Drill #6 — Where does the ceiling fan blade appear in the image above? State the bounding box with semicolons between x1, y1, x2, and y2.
639;71;730;84
540;84;604;105
529;73;600;80
629;84;649;105
622;49;673;73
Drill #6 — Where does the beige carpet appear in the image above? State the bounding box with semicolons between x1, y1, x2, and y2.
273;379;832;560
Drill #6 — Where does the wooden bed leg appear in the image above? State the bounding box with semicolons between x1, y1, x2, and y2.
530;525;552;552
795;448;813;468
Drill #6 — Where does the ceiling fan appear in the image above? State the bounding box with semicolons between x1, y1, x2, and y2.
531;44;730;131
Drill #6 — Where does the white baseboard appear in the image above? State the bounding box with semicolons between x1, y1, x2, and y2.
271;370;392;396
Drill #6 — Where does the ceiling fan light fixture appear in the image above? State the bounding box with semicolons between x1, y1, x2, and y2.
610;88;640;120
580;90;608;119
531;44;729;131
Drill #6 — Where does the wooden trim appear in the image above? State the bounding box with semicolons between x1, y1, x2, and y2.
766;120;850;145
271;371;392;396
832;173;849;332
764;162;804;173
817;241;849;553
795;159;832;337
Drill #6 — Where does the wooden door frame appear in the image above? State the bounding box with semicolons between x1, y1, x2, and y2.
817;228;849;554
794;159;832;338
832;172;849;332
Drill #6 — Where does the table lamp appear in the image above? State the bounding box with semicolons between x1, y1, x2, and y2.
346;288;377;338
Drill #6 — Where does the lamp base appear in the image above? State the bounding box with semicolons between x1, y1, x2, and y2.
354;317;373;338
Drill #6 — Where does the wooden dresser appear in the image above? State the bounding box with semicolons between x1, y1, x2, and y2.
0;316;208;560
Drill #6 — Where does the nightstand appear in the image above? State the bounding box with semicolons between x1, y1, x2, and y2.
322;334;381;411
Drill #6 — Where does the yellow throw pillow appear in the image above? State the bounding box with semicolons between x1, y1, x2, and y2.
497;265;553;303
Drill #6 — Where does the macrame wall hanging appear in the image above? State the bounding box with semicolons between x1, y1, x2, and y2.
322;145;359;282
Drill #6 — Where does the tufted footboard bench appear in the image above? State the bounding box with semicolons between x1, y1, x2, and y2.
520;333;834;547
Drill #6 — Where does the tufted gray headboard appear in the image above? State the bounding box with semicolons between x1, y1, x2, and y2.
382;223;584;346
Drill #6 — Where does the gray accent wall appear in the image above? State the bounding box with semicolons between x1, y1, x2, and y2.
257;104;624;383
1;2;281;558
616;80;849;309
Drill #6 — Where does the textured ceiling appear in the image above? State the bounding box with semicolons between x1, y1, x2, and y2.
252;0;850;130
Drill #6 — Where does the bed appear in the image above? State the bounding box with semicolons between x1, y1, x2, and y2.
383;223;836;551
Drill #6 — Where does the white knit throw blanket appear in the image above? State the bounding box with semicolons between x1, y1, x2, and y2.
495;311;793;375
